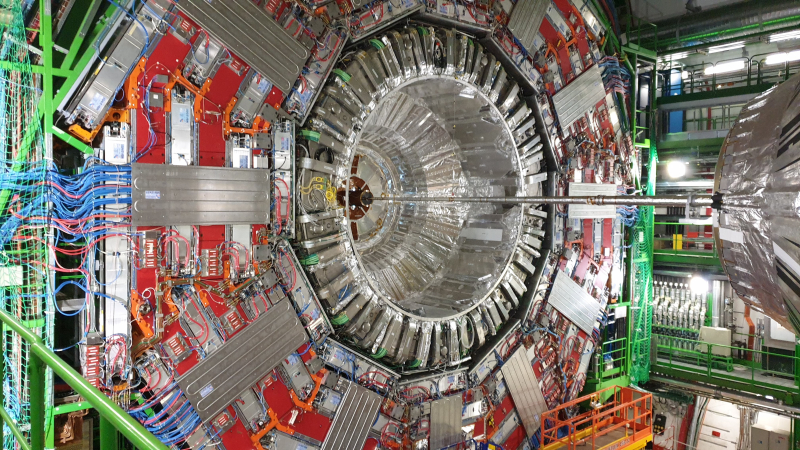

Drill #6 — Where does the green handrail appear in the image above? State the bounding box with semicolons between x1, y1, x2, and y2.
594;337;628;382
0;309;168;450
656;335;800;390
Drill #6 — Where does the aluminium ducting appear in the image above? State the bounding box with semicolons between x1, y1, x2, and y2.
642;0;800;50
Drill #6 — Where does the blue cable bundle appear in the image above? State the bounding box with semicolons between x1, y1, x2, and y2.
616;205;639;227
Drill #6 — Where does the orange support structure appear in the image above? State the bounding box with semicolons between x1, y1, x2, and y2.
67;57;146;143
250;408;294;450
541;386;653;450
288;370;325;412
222;97;270;138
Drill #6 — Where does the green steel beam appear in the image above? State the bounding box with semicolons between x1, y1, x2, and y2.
29;354;45;450
622;43;656;61
0;334;4;447
794;419;800;450
39;3;116;118
0;61;69;77
656;83;775;106
652;364;800;405
53;401;91;416
654;250;721;267
0;407;30;450
60;0;102;70
40;0;53;131
0;309;169;450
30;65;72;77
100;415;120;450
656;137;725;151
583;376;631;403
52;125;94;154
658;20;800;54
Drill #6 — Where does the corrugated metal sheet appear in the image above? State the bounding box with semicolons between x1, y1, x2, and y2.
131;164;270;226
568;182;617;218
548;270;602;334
551;64;607;130
321;381;383;450
176;0;309;92
177;302;307;423
430;396;463;449
507;0;549;53
500;348;548;438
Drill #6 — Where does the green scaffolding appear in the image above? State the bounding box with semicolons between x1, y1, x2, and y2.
630;148;657;385
0;1;53;448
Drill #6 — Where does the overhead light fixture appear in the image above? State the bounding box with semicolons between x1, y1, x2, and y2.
704;60;746;75
770;30;800;43
690;276;709;294
666;160;686;178
708;41;745;54
766;50;800;65
660;51;690;61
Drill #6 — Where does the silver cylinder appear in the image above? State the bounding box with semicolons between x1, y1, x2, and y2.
372;194;715;207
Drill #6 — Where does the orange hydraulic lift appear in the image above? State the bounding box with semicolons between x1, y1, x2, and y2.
541;385;653;450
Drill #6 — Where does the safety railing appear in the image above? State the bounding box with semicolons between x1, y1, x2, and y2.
624;17;658;53
680;103;743;132
659;54;800;98
591;337;628;382
541;385;652;450
0;309;168;450
655;336;800;390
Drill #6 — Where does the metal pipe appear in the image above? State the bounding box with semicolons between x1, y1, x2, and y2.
649;375;800;419
0;309;170;450
711;280;722;328
656;180;715;190
640;1;800;49
0;407;31;450
372;195;715;207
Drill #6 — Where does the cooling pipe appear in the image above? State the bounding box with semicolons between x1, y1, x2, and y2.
639;0;800;51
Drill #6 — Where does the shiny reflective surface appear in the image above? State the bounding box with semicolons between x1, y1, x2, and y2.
345;77;524;318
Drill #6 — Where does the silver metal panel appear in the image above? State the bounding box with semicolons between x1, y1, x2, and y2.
131;164;270;226
430;396;463;449
176;0;309;92
269;430;320;449
548;270;601;334
500;348;548;438
320;381;383;450
66;0;172;129
177;302;307;423
507;0;549;53
232;70;272;126
568;182;617;218
551;64;606;131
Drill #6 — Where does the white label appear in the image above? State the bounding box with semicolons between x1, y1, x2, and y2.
88;92;107;111
200;384;214;398
113;143;125;160
460;228;503;241
718;227;743;244
145;190;161;199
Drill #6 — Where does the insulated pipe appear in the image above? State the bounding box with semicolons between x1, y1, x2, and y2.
640;0;800;49
711;280;722;328
372;194;717;207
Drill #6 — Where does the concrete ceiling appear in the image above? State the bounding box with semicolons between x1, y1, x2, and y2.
630;0;749;23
